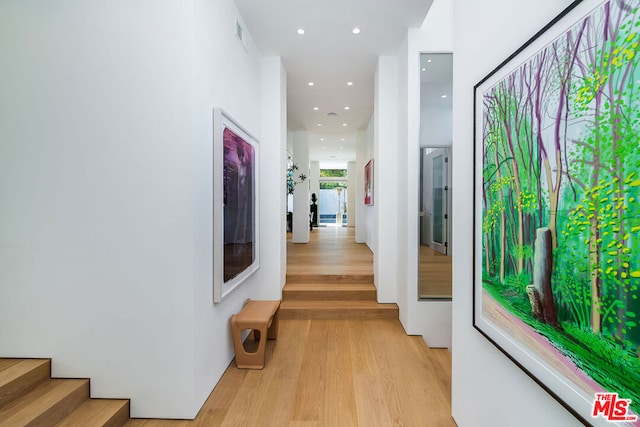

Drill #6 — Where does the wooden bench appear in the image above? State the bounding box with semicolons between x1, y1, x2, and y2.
230;299;280;369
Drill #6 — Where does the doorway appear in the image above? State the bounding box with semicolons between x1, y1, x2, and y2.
419;147;452;299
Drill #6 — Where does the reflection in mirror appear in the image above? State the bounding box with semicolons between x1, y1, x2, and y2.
419;52;452;300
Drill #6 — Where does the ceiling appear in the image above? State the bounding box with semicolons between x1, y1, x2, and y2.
420;53;453;107
234;0;435;167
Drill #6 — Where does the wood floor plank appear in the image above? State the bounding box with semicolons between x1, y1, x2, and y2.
218;370;266;427
348;320;379;376
290;320;328;423
353;374;395;427
202;365;247;410
365;321;411;426
323;320;357;427
269;320;310;381
255;379;297;427
127;419;190;426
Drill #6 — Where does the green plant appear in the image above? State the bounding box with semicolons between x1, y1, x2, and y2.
287;163;307;195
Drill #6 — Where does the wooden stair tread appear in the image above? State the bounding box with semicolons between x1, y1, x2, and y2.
279;300;398;320
0;378;89;427
283;283;375;289
281;300;397;309
56;398;130;427
283;285;377;301
0;359;50;407
286;274;374;284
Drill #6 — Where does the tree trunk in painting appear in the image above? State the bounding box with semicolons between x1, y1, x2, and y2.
589;217;602;334
531;227;559;327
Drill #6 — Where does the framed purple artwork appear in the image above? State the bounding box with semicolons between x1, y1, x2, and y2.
364;159;374;206
213;109;260;303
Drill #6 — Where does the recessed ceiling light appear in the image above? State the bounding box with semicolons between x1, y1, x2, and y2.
347;81;353;86
341;138;345;141
441;95;448;98
340;146;344;149
422;68;426;71
320;138;325;141
427;59;432;63
342;123;347;127
317;123;322;126
313;107;319;111
308;82;315;86
297;28;305;35
344;106;350;110
352;27;361;35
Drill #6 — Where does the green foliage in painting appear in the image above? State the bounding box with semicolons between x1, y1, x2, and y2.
479;0;640;411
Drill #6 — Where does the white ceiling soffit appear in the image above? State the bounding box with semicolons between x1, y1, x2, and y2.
234;0;434;139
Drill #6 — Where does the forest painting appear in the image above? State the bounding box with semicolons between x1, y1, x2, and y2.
474;0;640;424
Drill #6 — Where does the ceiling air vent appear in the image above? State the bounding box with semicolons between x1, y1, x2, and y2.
235;18;248;52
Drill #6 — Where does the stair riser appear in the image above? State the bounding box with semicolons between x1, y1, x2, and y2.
104;401;130;427
0;360;50;408
286;275;374;284
55;399;130;427
29;381;89;427
279;308;399;320
282;290;377;301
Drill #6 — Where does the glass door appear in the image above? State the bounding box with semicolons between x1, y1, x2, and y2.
424;148;449;254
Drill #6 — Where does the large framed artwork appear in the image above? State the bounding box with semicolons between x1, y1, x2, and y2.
473;0;640;425
364;159;374;206
213;109;259;303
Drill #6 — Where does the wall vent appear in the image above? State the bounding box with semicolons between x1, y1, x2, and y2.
235;18;248;52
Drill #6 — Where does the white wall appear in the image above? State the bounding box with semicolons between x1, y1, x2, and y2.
0;0;286;419
260;57;288;294
355;121;375;247
452;0;583;425
373;57;399;303
347;162;356;227
291;132;310;243
355;129;367;244
393;0;453;348
365;120;375;250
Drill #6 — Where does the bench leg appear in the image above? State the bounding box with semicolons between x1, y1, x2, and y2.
231;318;269;369
267;309;279;340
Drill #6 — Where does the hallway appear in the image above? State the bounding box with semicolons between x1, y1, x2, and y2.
128;228;453;426
287;227;373;277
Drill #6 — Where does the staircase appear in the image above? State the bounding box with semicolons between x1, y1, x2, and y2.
0;358;129;426
280;274;399;319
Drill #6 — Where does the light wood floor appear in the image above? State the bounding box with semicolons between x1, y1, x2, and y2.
287;227;373;276
127;319;453;426
419;246;452;299
128;227;454;426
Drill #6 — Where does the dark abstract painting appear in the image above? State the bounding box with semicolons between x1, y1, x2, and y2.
223;127;255;283
213;109;259;303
